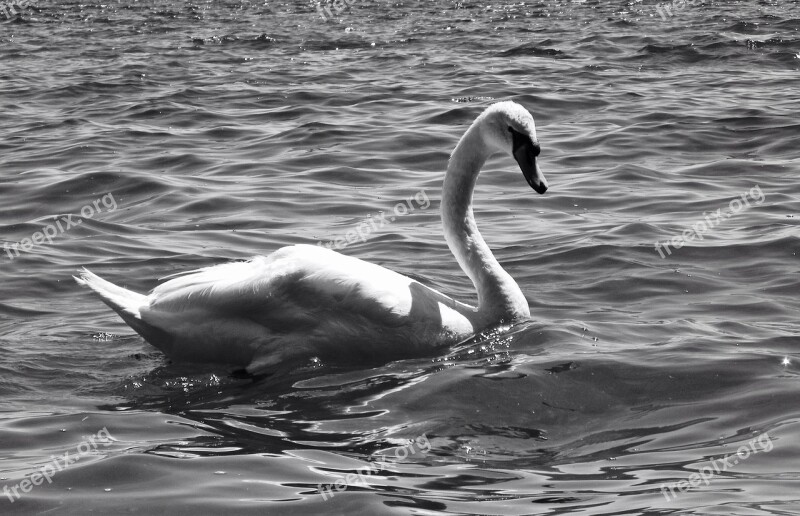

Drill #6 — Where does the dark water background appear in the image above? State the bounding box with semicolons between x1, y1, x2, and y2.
1;0;799;514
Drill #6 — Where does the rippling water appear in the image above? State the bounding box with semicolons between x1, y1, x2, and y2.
1;0;799;514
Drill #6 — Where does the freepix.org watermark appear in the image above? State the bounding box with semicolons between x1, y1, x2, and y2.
318;189;430;251
318;434;431;501
3;193;117;261
654;185;764;259
3;427;114;503
316;0;357;21
0;0;29;20
661;432;773;502
654;0;700;21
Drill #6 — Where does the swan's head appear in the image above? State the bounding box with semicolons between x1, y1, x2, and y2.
480;101;548;194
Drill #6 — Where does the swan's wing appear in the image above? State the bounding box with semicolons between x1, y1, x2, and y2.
143;244;453;331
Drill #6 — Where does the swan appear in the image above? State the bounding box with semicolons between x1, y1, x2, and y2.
75;101;548;374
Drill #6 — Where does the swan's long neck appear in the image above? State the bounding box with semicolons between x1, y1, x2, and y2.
442;123;530;324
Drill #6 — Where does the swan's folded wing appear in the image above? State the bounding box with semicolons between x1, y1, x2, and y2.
143;244;424;331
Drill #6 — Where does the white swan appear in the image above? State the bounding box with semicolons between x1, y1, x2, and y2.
75;101;548;373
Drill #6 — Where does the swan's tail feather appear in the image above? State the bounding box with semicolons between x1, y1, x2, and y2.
74;268;145;316
74;269;172;347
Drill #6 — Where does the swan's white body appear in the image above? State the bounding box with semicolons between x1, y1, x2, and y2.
76;101;548;373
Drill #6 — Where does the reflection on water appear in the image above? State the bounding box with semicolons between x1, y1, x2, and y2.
1;0;799;513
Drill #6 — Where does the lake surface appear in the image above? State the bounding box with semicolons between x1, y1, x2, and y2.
1;0;799;514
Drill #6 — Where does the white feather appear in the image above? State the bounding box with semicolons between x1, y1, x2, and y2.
75;101;547;373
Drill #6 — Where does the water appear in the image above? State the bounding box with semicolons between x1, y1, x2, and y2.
1;0;799;513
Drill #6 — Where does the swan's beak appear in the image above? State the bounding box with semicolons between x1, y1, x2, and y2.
511;130;548;194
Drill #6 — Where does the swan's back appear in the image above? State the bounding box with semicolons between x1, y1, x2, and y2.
134;245;473;370
148;245;418;323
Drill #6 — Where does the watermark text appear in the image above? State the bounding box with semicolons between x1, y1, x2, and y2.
0;0;29;20
316;0;357;21
3;193;118;261
318;434;431;500
319;190;430;251
661;432;773;501
3;427;114;503
654;185;763;258
654;0;701;21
